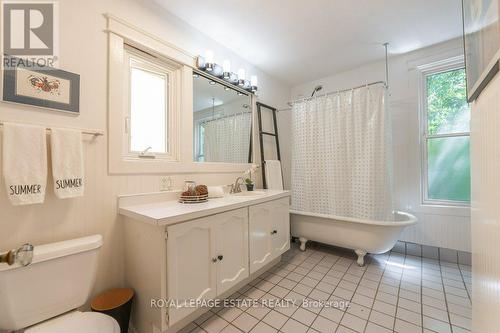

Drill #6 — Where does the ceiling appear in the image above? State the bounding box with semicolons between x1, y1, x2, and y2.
154;0;464;85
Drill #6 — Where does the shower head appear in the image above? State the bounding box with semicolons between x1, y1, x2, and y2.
311;85;323;97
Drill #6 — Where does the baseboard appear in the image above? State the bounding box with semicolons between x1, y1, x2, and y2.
392;240;471;265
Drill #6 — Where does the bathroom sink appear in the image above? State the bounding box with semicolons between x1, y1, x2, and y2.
231;191;267;197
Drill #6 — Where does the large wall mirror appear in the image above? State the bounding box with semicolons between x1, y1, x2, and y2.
193;72;253;163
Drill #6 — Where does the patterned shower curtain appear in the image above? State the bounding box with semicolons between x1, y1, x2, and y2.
291;84;394;221
203;112;252;163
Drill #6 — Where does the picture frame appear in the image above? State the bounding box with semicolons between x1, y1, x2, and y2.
462;0;500;102
2;57;80;114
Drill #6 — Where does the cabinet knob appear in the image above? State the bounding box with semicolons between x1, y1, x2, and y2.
217;255;224;261
271;230;277;235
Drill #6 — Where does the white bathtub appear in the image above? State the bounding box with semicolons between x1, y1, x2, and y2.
290;210;417;266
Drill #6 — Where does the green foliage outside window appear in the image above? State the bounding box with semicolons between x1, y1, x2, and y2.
425;68;470;203
427;68;469;135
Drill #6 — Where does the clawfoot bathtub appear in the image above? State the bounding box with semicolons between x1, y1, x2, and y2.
290;210;417;266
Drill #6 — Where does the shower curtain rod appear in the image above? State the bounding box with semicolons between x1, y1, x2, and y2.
200;111;252;123
278;81;387;112
279;43;390;112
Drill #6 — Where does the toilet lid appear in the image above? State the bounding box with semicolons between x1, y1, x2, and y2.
25;311;120;333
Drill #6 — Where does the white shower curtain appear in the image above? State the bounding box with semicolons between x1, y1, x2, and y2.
291;84;394;221
203;112;252;163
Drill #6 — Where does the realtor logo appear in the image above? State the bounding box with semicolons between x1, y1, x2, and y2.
2;1;59;67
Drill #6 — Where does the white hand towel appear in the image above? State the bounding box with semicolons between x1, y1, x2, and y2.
208;186;225;198
50;128;84;198
2;123;47;205
264;160;284;190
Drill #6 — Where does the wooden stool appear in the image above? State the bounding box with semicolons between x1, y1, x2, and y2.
91;288;134;333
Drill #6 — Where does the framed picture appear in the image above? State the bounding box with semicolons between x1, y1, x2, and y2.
462;0;500;102
2;57;80;114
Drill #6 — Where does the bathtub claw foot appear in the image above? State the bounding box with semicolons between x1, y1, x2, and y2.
355;250;367;267
299;237;308;251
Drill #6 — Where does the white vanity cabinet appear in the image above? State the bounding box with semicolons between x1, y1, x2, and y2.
119;190;290;333
249;197;290;273
166;208;249;325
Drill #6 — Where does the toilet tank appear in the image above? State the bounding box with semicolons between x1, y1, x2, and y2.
0;235;103;331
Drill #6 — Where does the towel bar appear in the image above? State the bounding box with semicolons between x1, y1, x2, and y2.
0;122;104;137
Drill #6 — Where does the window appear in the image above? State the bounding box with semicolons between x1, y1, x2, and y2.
123;46;179;161
130;65;167;153
421;61;471;205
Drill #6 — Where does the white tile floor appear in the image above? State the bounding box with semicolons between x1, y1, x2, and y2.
180;242;472;333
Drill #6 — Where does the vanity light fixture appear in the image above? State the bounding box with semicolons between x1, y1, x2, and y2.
209;80;216;85
193;73;199;78
224;86;230;91
195;53;258;94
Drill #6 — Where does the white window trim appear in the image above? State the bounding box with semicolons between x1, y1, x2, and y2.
418;56;470;207
107;14;255;174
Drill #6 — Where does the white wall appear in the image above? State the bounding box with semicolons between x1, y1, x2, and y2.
0;0;290;304
283;38;470;251
470;72;500;333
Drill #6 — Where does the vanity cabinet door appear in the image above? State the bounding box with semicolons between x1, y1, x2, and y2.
166;218;217;325
270;197;291;256
249;202;274;274
213;208;249;294
249;198;290;274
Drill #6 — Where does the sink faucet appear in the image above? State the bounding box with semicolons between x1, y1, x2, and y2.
230;177;245;194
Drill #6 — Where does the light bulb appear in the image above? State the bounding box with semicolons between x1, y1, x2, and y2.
223;60;231;73
237;68;246;81
204;50;214;64
250;75;258;87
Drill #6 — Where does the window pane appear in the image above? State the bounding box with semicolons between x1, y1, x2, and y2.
427;68;470;135
428;136;470;202
130;67;167;153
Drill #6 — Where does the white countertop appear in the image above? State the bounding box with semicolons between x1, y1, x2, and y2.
118;190;291;227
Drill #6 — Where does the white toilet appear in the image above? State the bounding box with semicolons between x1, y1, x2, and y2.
0;235;120;333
